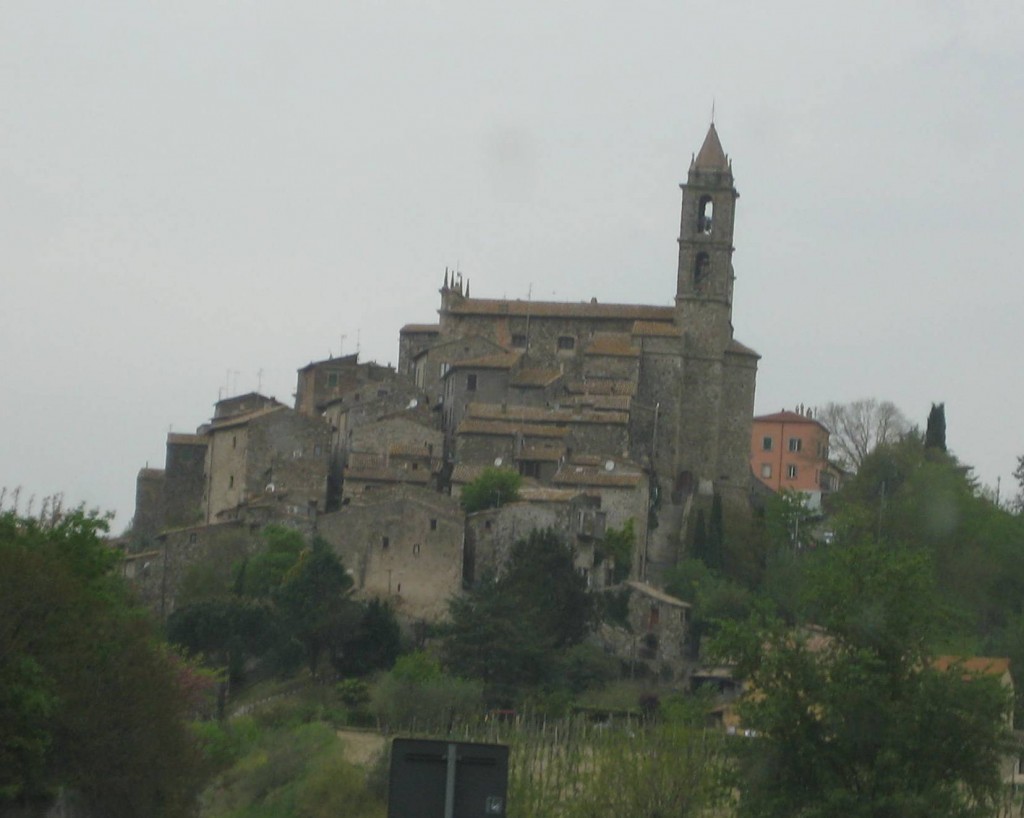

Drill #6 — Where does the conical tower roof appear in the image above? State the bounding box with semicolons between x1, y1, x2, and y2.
693;123;729;171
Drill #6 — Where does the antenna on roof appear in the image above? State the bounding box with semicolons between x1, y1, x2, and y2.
356;329;361;356
257;368;264;392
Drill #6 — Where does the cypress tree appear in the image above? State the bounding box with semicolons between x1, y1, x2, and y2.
924;402;947;452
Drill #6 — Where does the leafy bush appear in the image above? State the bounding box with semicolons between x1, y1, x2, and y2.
459;467;522;512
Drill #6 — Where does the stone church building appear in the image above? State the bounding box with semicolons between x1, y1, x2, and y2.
400;123;758;576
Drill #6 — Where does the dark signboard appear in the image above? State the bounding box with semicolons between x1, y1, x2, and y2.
387;738;509;818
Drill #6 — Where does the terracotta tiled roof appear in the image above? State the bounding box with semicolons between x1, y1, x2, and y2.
511;368;563;388
553;465;644;488
457;419;569;439
518;486;581;503
585;333;640;358
297;355;360;372
517;444;565;462
209;405;288;431
446;298;674;321
632;320;682;338
446;352;522;371
753;410;827;429
167;433;206;446
450;464;490;485
401;323;440;334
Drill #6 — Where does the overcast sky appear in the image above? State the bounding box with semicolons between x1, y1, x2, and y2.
3;1;1022;531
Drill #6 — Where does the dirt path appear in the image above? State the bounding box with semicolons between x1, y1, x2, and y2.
337;728;387;767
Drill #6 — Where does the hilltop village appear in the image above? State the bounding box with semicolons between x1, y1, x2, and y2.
126;124;763;674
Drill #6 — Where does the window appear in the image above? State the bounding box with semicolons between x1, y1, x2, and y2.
188;533;197;545
788;438;802;452
430;518;437;531
467;374;477;391
484;520;492;531
557;336;576;351
381;536;389;549
698;194;714;234
232;435;237;449
413;543;421;556
762;436;773;451
520;461;541;478
228;475;234;488
327;373;338;387
313;444;322;456
761;464;772;479
511;334;527;348
787;465;798;479
693;253;711;291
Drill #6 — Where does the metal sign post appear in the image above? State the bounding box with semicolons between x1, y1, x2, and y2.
387;738;509;818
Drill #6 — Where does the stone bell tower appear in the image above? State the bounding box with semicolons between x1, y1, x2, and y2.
675;122;738;352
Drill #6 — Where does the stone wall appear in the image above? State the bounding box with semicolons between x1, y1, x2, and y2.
132;468;165;541
122;521;257;619
317;486;464;623
164;434;206;528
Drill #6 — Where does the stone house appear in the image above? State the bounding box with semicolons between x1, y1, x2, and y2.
599;580;691;681
121;520;256;619
203;404;332;524
294;353;398;416
551;457;649;575
462;491;613;587
317;485;464;623
132;432;208;541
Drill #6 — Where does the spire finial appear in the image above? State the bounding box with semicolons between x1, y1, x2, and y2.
711;98;716;125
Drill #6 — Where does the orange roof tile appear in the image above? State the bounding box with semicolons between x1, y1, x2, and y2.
446;298;674;321
457;419;570;439
632;320;682;338
585;333;640;358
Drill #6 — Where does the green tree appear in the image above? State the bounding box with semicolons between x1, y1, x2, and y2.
276;539;359;675
713;540;1013;818
0;507;205;816
443;529;594;702
924;402;947;452
236;524;305;598
459;467;522;512
599;518;635;583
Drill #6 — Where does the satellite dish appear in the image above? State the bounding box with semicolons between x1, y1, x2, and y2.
494;457;503;467
604;460;615;472
265;483;276;493
407;398;419;409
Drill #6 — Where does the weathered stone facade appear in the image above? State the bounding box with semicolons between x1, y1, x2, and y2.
127;124;759;621
318;485;464;622
599;581;691;681
295;354;398;416
204;405;332;524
